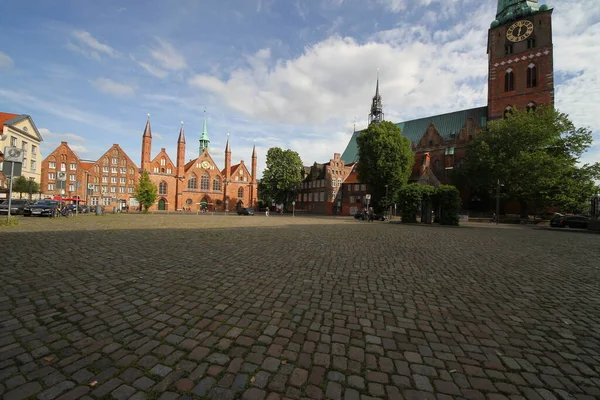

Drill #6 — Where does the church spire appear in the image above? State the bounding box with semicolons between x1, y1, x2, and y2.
199;108;210;154
225;132;231;153
178;121;185;143
368;70;384;125
143;113;152;138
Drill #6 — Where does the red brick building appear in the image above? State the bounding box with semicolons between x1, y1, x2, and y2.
41;142;139;209
338;0;555;213
141;115;258;211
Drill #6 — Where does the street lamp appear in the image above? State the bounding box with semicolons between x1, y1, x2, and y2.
385;184;389;217
292;201;295;217
495;179;504;225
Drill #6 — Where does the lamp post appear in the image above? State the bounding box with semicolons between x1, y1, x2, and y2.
385;184;389;217
292;201;295;217
495;179;504;225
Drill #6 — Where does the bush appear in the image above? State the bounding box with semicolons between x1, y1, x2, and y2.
434;185;462;225
396;184;423;223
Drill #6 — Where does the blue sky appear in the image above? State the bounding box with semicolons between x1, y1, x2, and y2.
0;0;598;175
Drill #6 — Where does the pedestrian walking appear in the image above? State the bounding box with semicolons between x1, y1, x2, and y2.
265;207;270;217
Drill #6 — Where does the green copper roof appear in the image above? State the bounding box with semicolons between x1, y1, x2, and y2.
494;0;544;25
200;117;209;141
341;106;488;164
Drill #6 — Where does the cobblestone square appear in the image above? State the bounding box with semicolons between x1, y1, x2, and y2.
1;214;599;400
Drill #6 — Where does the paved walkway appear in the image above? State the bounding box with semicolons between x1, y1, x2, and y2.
1;215;599;400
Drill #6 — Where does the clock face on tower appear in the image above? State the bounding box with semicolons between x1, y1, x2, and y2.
506;20;534;42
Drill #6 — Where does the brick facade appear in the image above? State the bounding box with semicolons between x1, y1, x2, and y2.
41;142;139;208
141;120;258;212
296;153;352;214
488;10;554;120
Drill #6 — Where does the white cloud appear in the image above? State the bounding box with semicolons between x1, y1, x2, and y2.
0;51;13;68
149;38;187;70
139;61;168;78
189;30;488;126
38;128;87;143
135;38;187;78
67;30;119;60
90;77;135;97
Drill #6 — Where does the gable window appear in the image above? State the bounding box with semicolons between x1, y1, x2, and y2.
200;173;209;190
10;136;17;146
337;178;342;187
331;179;336;187
504;68;515;92
160;158;166;166
188;173;197;189
504;44;513;55
159;181;167;195
237;187;244;199
49;161;56;169
153;167;159;173
527;38;536;49
31;145;37;156
526;63;537;88
444;147;455;156
60;162;66;171
112;157;118;164
111;167;117;173
213;176;221;191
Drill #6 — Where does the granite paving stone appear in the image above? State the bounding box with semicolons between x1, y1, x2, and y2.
1;215;598;400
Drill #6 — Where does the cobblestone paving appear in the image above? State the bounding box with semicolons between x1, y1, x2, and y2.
1;214;599;400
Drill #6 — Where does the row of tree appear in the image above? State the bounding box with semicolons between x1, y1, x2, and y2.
4;176;41;199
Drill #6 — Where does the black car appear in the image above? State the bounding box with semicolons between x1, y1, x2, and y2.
237;208;255;215
550;214;589;229
23;200;60;217
0;199;32;215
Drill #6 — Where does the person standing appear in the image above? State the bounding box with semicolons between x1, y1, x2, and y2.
265;206;270;217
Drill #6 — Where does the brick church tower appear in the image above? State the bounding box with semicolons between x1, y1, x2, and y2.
487;0;554;120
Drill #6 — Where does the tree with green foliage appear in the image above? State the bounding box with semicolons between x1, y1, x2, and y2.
261;147;304;209
134;170;158;213
11;176;40;199
453;106;599;215
396;184;423;223
434;185;461;225
357;121;414;207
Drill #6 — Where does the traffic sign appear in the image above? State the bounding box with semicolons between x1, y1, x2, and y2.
57;171;67;181
87;183;94;190
3;146;24;163
365;194;371;200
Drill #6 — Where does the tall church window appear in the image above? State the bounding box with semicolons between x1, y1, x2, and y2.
504;44;513;55
187;173;197;189
237;187;244;199
159;181;167;195
526;64;537;88
526;102;537;112
504;68;515;92
213;176;221;191
527;38;536;49
201;173;209;190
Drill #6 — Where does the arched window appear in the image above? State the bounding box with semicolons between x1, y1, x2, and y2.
213;176;221;191
526;102;537;112
504;68;514;92
159;181;167;195
526;63;537;88
200;173;209;190
187;173;197;189
337;178;342;187
504;105;513;118
186;199;193;205
237;187;244;199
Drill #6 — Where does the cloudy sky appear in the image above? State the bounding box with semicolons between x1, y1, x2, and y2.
0;0;598;175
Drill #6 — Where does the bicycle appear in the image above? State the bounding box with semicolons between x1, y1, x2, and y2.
60;207;73;217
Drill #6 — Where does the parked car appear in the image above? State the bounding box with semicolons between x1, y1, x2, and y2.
237;208;255;215
0;199;32;215
550;214;589;229
23;200;60;217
